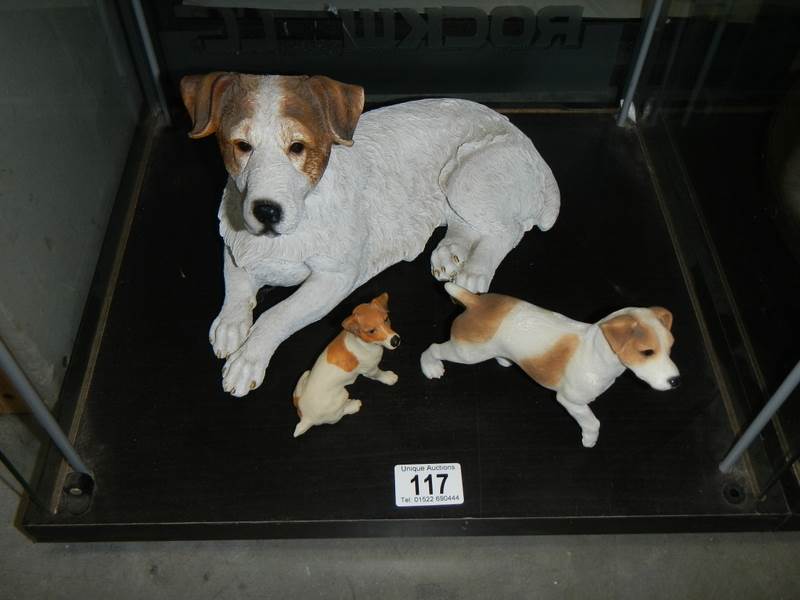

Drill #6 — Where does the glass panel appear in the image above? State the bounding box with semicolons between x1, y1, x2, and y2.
0;2;143;404
641;0;800;452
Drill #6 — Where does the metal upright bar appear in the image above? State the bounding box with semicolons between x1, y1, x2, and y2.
0;448;47;511
616;0;665;127
0;338;91;476
719;359;800;473
131;0;172;125
681;0;734;127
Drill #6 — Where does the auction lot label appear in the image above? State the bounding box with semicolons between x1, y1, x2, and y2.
394;463;464;507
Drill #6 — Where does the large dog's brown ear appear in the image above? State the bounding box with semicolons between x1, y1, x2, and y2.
305;76;365;146
600;314;638;354
180;72;236;139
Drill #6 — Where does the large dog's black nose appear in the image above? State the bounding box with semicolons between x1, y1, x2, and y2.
668;376;681;389
252;200;282;226
389;335;401;348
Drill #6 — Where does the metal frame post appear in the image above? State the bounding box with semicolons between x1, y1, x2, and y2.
131;0;172;125
616;0;665;127
0;339;91;476
0;448;47;510
719;359;800;473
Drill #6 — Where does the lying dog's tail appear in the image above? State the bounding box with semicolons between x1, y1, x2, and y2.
444;282;480;308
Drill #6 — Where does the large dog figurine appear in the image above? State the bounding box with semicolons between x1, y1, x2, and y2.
181;72;560;396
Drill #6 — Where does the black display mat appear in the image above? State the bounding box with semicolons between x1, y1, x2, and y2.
23;113;793;541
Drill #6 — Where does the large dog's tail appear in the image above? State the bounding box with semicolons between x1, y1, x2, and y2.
444;282;480;308
536;168;561;232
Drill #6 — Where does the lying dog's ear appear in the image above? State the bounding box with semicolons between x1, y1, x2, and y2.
650;306;673;331
305;76;365;146
342;314;360;334
180;72;236;139
600;314;638;354
371;292;389;311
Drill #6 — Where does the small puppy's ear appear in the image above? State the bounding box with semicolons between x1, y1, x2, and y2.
650;307;673;331
600;314;638;354
180;72;236;139
371;292;389;311
342;314;360;334
306;76;365;146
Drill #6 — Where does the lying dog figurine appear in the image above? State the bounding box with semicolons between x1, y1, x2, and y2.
420;283;680;447
292;293;399;437
180;72;560;396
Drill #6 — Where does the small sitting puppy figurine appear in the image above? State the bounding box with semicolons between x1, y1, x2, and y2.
420;283;680;448
292;293;400;437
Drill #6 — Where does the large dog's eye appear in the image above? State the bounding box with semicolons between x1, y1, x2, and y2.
367;328;376;334
640;349;655;357
289;141;305;155
234;140;252;153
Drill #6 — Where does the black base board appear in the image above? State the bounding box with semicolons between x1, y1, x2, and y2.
23;111;795;541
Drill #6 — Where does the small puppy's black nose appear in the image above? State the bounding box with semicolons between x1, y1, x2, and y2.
668;376;681;389
252;200;282;225
390;335;400;348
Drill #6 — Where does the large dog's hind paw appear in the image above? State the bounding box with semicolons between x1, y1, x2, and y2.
222;341;270;397
209;302;254;358
431;241;469;282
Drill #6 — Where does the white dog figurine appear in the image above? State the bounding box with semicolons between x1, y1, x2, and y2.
292;293;399;438
180;72;560;396
420;283;681;448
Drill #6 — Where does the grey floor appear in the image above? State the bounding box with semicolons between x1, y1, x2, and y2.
2;414;799;600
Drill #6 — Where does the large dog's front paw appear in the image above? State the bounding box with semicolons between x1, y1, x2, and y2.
222;340;271;397
431;241;469;282
209;302;254;358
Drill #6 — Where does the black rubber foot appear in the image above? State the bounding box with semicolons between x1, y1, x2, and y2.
62;472;95;515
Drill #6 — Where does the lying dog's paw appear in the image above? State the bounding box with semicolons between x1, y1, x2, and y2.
209;304;253;359
431;241;468;282
222;341;270;397
420;350;445;379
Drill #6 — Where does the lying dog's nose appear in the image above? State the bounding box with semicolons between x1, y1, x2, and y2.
252;200;282;226
668;376;681;389
390;335;400;348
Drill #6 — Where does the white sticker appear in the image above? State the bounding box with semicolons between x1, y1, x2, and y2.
394;463;464;507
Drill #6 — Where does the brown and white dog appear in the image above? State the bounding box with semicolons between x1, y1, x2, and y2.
420;283;680;447
292;293;399;437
